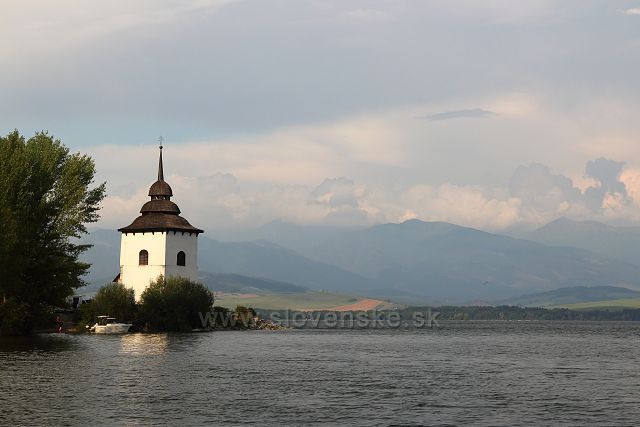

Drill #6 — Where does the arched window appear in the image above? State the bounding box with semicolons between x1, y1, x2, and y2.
139;250;149;266
177;251;186;266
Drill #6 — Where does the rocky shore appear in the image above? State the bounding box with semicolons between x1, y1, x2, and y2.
253;318;287;330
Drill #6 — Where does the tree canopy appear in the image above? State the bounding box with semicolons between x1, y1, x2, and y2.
0;130;105;335
139;276;214;332
80;283;136;326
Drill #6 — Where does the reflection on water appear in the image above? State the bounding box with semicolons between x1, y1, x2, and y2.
3;322;640;425
0;334;77;353
119;333;168;356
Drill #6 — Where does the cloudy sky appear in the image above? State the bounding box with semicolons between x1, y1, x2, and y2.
3;0;640;235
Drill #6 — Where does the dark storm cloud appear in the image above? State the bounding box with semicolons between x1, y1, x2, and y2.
311;177;362;207
5;1;640;231
584;158;629;211
5;1;640;147
509;163;583;213
509;158;631;215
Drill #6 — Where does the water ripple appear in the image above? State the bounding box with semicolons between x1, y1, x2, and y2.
2;322;640;425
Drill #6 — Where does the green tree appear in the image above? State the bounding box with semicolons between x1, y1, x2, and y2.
0;131;105;335
234;305;256;327
138;276;214;332
80;283;136;326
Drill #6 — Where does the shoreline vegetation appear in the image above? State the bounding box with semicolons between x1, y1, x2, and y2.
72;279;286;334
18;299;640;336
50;303;640;335
37;276;640;335
256;305;640;325
0;131;106;336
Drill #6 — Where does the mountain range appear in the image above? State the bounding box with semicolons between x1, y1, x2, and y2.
500;285;640;307
243;219;640;302
80;218;640;304
199;272;308;294
78;229;373;295
526;217;640;267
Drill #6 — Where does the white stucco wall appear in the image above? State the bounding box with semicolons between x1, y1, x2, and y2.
119;231;199;301
164;231;199;282
120;231;166;300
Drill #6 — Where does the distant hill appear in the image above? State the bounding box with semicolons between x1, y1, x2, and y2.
527;217;640;266
560;298;640;310
200;272;308;294
79;221;640;303
499;285;640;307
197;237;375;294
293;219;640;302
78;229;121;287
79;229;375;295
247;220;363;257
215;291;363;311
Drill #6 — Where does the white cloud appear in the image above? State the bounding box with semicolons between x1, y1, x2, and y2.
623;8;640;15
98;159;640;236
312;177;364;207
87;108;414;192
394;183;522;230
87;91;640;233
3;0;640;236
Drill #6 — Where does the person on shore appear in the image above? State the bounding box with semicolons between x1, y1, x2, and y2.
55;316;63;333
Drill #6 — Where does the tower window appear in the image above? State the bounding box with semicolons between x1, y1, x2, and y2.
139;250;149;266
177;251;186;266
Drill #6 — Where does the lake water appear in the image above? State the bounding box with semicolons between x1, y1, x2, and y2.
2;322;640;426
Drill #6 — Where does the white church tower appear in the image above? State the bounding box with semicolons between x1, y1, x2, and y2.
116;144;203;299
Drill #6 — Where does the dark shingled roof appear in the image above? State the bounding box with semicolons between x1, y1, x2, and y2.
118;213;203;233
118;145;203;234
140;199;180;215
149;180;173;197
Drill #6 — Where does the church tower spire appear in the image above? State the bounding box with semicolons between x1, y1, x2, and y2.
116;141;203;300
158;137;164;181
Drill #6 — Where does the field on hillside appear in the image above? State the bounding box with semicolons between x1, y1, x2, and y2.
559;298;640;310
215;291;398;311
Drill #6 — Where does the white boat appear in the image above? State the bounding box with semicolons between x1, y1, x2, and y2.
91;316;132;334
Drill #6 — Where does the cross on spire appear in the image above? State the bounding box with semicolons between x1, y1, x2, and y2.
158;137;164;181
